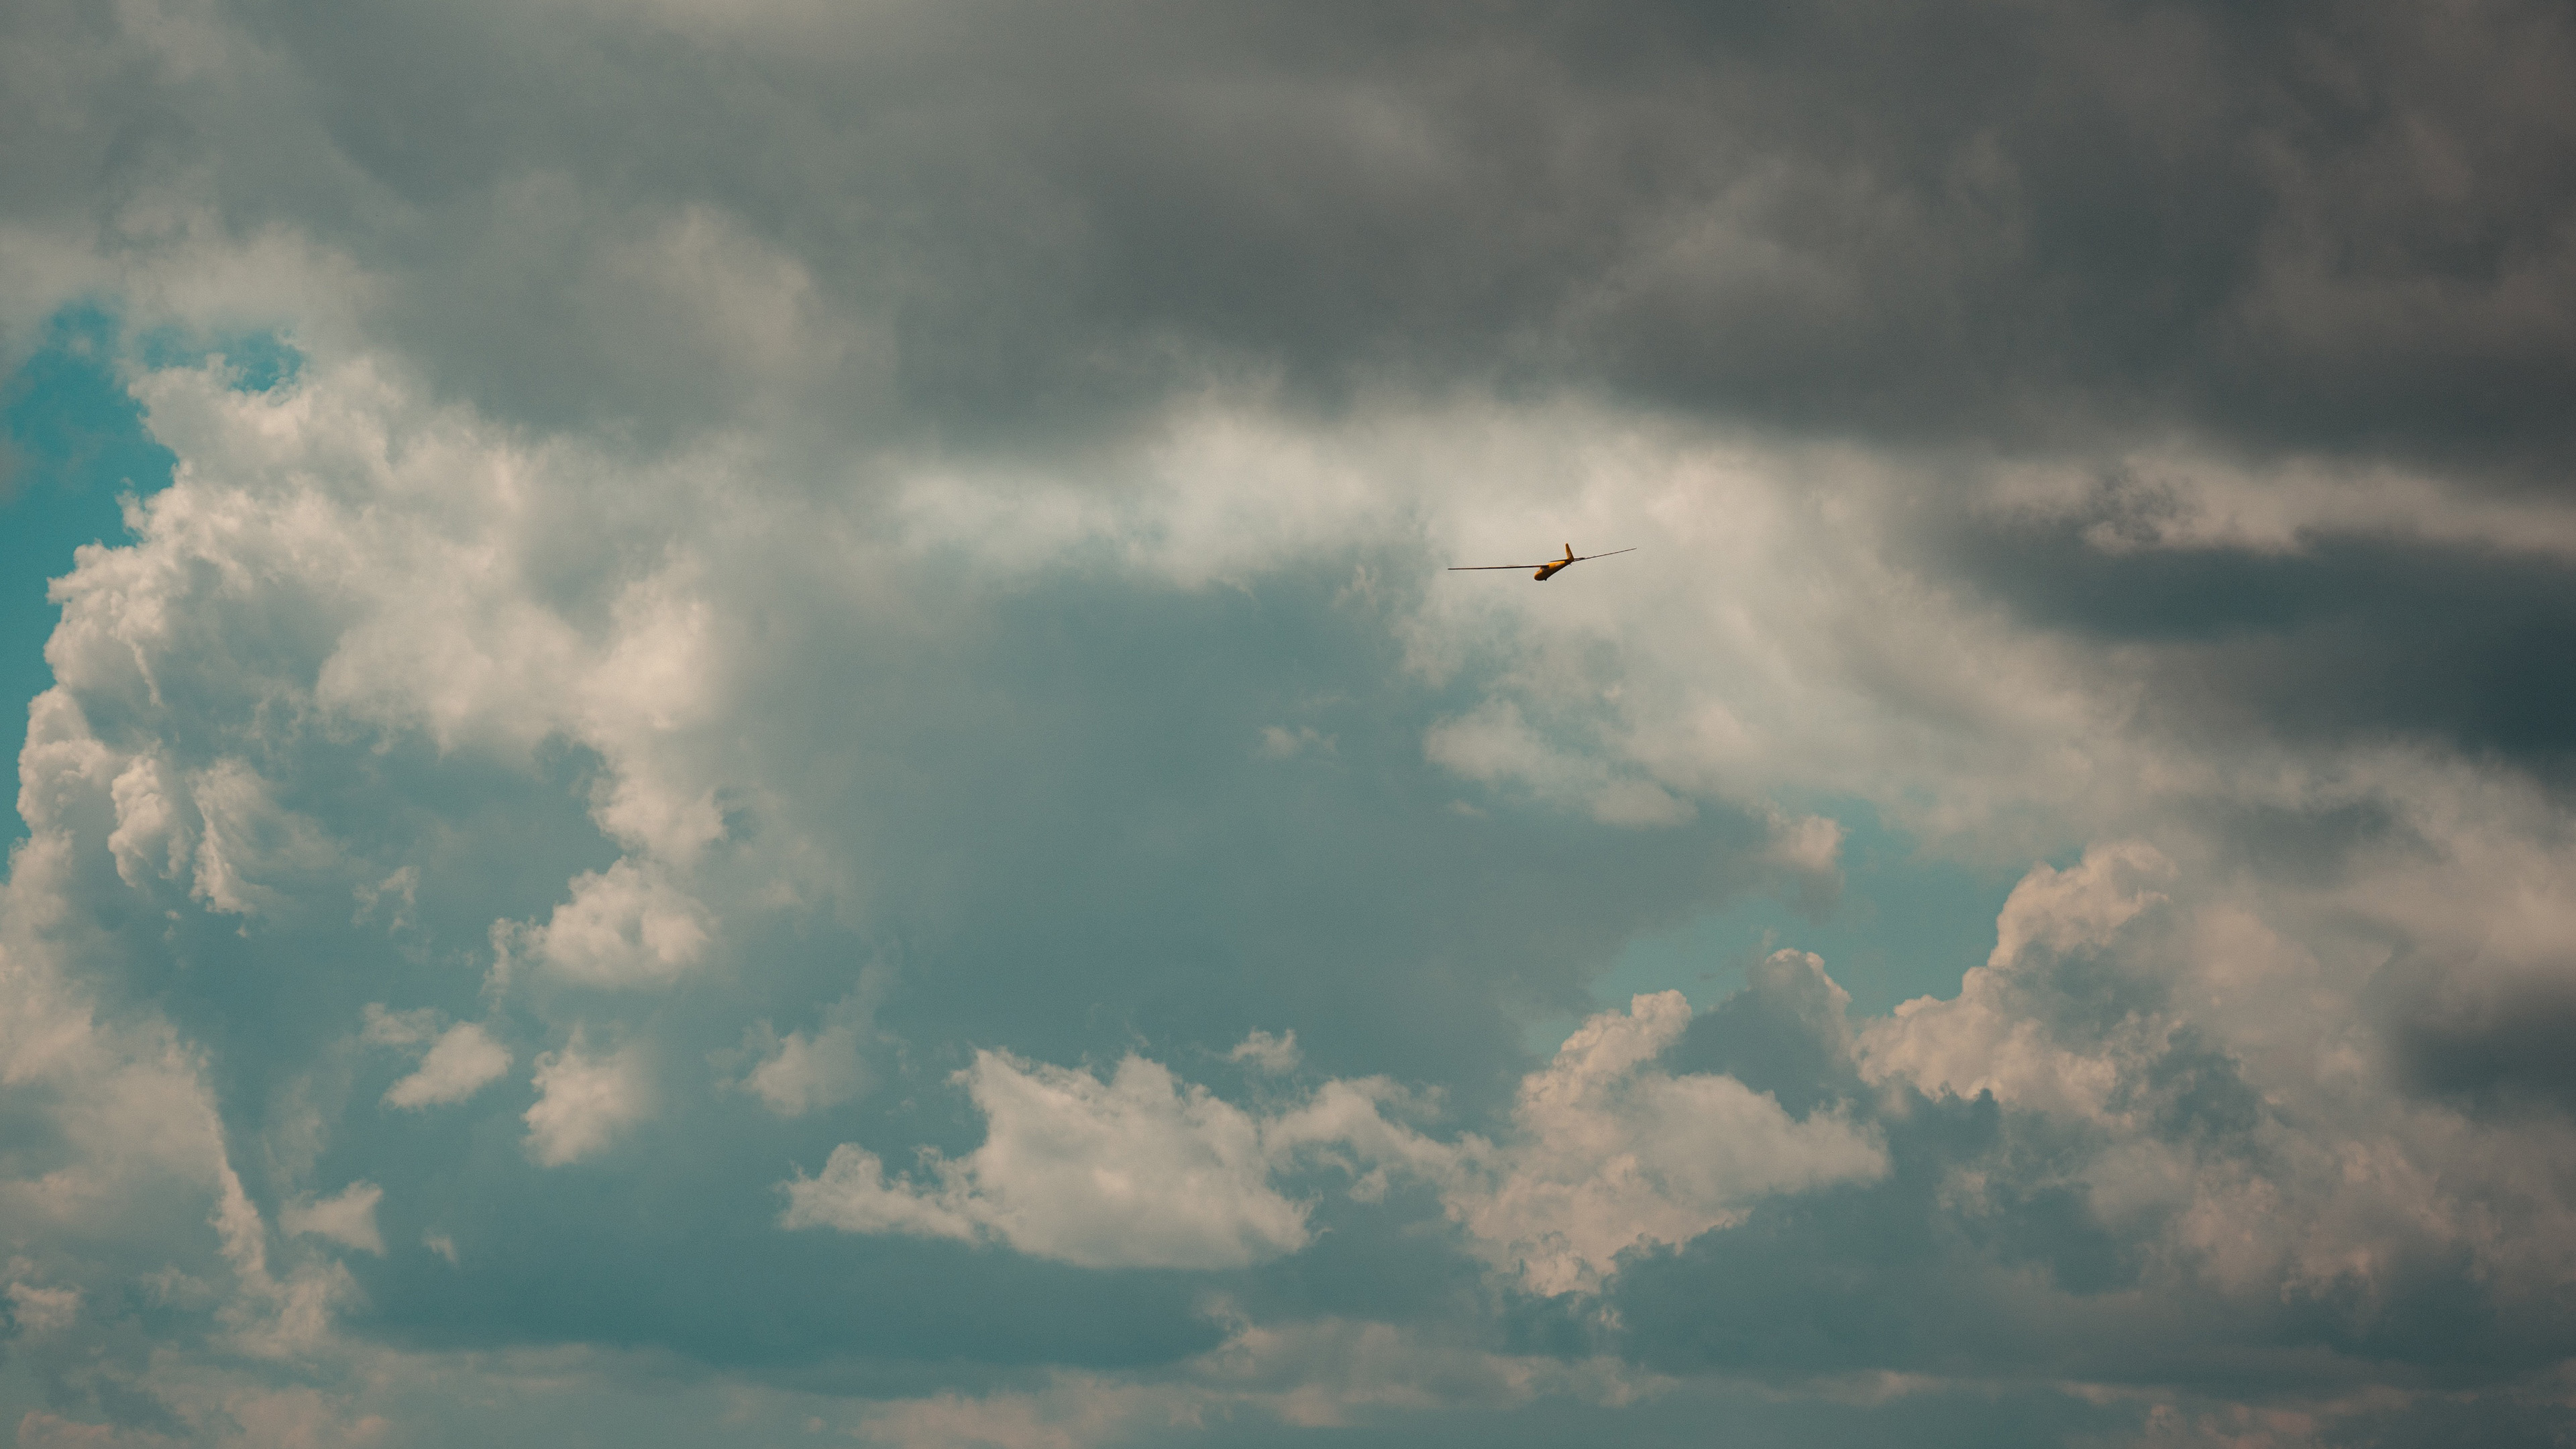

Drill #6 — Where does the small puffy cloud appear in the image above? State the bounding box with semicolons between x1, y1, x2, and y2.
1763;810;1845;879
382;1023;512;1110
359;1004;439;1049
363;1006;513;1109
352;865;420;932
778;1146;982;1246
1228;1030;1300;1074
1256;726;1333;759
741;1017;870;1119
280;1181;386;1256
786;1050;1311;1270
736;974;886;1117
6;1282;81;1336
524;1034;653;1167
496;859;712;989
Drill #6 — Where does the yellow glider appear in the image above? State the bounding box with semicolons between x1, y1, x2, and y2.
1447;543;1637;582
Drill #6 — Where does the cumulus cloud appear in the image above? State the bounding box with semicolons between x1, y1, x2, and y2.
1440;990;1887;1295
1744;804;2576;1383
1426;699;1696;827
364;1006;512;1109
794;996;1885;1291
1227;1029;1299;1074
524;1034;653;1167
496;859;714;990
1860;842;2179;1120
739;985;878;1117
786;1050;1309;1270
6;1282;81;1336
93;749;337;917
381;1022;511;1110
9;294;2574;1445
280;1181;386;1256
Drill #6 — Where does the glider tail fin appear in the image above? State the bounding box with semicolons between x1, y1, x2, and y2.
1564;543;1575;561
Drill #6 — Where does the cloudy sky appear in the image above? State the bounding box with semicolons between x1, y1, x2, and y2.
4;1;2575;1444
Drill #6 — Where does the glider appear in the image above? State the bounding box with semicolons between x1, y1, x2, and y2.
1447;544;1636;582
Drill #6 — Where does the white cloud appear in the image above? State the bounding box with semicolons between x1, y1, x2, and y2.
0;836;372;1385
779;1145;983;1245
1425;700;1694;827
105;754;189;891
6;1282;81;1336
1988;839;2174;967
184;759;335;916
1228;1030;1300;1074
1764;809;1845;877
741;1005;870;1119
383;1024;512;1110
1850;805;2576;1318
1859;842;2177;1121
786;1050;1310;1269
794;998;1886;1291
1256;725;1333;759
496;859;713;989
359;1004;439;1049
1432;989;1888;1295
281;1181;386;1256
736;970;890;1118
95;751;337;917
524;1034;653;1166
0;851;244;1258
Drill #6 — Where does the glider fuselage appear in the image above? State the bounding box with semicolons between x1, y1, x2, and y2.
1446;543;1632;580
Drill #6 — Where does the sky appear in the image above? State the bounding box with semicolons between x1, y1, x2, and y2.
2;1;2574;1445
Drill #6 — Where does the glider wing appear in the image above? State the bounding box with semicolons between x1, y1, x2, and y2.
1447;548;1636;570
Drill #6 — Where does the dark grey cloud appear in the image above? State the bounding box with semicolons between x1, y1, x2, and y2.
13;0;2569;471
2383;955;2576;1121
1938;510;2576;775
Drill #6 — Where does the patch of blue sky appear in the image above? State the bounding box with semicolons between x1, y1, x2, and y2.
1572;798;2023;1036
0;301;299;841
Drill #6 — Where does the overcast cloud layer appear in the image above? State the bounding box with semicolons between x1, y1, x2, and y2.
4;1;2575;1445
